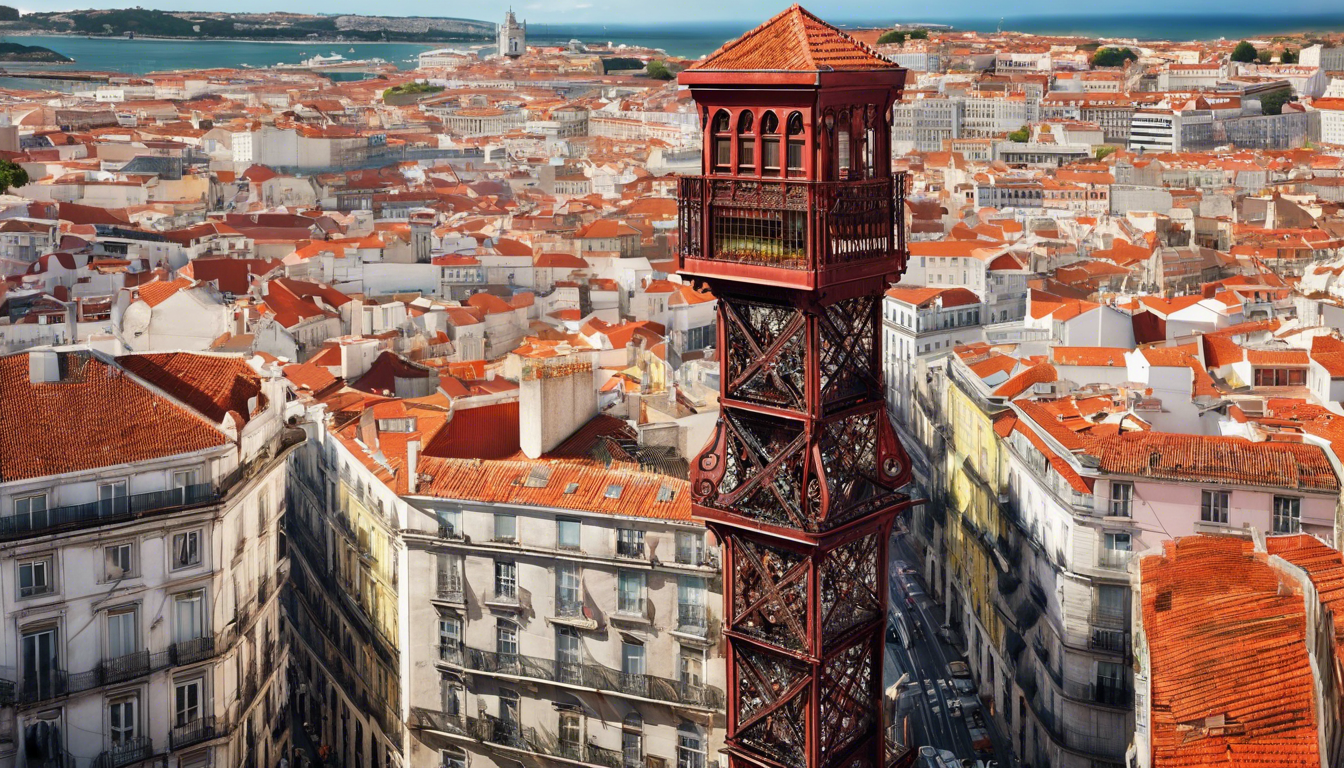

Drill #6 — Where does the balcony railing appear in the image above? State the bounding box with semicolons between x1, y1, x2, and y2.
616;540;645;559
437;571;465;602
0;484;214;539
1097;549;1134;571
1089;628;1130;656
678;174;907;273
410;709;626;768
674;547;718;568
19;669;68;704
170;716;217;750
172;635;216;666
439;644;724;711
94;737;152;768
677;603;708;632
555;597;584;618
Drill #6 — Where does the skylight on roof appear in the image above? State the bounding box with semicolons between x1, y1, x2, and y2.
657;485;676;502
564;482;580;494
604;484;623;499
523;464;552;488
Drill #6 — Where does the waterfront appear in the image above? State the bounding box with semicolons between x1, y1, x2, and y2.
2;11;1344;79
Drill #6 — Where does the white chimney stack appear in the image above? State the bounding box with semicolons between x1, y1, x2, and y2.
29;349;60;384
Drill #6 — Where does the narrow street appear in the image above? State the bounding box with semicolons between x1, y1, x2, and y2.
886;527;1015;768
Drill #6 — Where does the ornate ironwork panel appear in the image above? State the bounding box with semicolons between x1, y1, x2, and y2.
818;638;876;762
820;533;882;647
715;410;809;531
737;682;810;768
817;411;882;526
731;535;811;653
818;296;881;411
724;299;808;412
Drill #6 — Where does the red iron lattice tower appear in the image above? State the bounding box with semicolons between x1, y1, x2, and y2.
677;8;914;768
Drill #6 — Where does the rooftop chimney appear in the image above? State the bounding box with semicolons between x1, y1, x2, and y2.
29;349;60;385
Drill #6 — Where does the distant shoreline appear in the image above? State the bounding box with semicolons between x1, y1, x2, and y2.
2;30;490;46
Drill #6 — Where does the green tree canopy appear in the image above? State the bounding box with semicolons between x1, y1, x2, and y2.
909;29;928;39
1094;146;1117;160
1256;49;1273;64
646;60;674;80
1231;40;1258;63
877;30;907;45
1257;88;1294;115
0;159;29;195
1007;126;1030;143
1281;48;1298;63
1091;47;1137;67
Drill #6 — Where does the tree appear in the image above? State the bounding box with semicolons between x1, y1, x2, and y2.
1256;49;1273;64
1094;145;1117;160
1257;87;1294;115
1090;47;1137;67
1007;126;1030;143
1281;48;1298;64
876;30;907;45
0;159;28;195
1231;40;1258;63
909;29;928;39
646;60;674;80
0;6;20;21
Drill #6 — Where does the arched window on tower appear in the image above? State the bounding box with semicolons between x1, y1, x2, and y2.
712;111;732;173
737;111;756;175
786;111;806;177
760;111;781;176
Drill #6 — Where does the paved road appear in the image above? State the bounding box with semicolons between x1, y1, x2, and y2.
885;529;1015;768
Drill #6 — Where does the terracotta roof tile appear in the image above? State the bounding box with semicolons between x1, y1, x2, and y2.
117;352;265;427
1141;536;1320;768
1087;432;1338;492
688;5;898;73
0;351;229;482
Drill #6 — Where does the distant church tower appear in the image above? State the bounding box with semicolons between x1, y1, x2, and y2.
499;9;526;58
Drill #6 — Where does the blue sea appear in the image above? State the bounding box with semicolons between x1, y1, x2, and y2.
1;13;1343;77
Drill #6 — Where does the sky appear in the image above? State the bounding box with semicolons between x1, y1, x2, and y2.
9;0;1344;26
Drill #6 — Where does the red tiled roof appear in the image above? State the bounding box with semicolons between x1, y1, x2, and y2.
351;351;433;396
117;352;264;427
0;351;229;482
993;362;1057;399
422;401;520;460
138;277;192;308
1087;432;1338;491
1141;536;1320;768
688;5;898;73
1266;534;1344;681
415;455;690;520
1050;347;1128;367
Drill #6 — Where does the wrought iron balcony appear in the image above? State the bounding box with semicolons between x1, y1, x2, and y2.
615;540;645;559
170;716;217;750
678;174;907;285
677;603;708;632
0;484;215;540
674;546;719;568
410;709;626;768
438;644;724;711
172;635;215;666
94;737;152;768
1097;548;1134;571
555;597;585;618
437;571;465;602
19;669;67;704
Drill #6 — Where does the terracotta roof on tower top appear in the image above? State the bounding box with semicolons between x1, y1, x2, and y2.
688;5;897;73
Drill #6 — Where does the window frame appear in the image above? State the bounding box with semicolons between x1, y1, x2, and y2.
174;676;204;727
17;555;54;599
105;541;136;581
108;693;140;745
494;513;518;543
1273;495;1302;534
556;517;582;550
1109;481;1133;517
171;529;202;571
1200;489;1230;524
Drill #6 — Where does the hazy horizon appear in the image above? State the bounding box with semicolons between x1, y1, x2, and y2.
9;2;1344;28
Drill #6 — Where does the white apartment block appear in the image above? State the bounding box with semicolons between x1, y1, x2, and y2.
0;348;298;768
883;287;985;429
403;459;727;768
